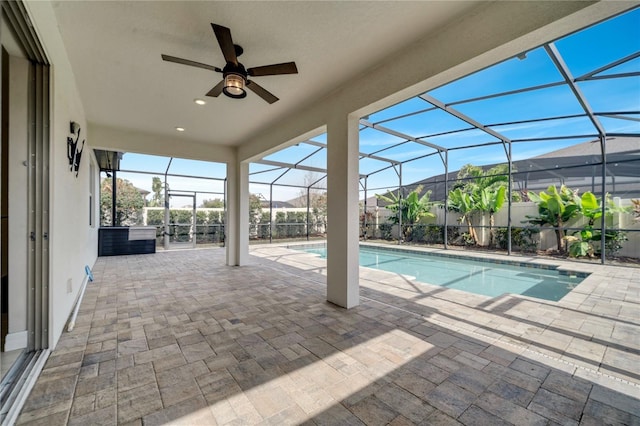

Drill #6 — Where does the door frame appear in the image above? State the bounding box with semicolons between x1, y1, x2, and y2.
0;1;50;423
167;192;197;249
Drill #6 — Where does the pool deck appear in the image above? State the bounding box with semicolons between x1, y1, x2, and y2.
17;243;640;425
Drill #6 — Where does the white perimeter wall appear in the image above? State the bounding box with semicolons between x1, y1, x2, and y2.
26;1;100;349
372;199;640;258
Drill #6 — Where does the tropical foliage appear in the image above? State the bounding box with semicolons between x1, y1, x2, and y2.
567;192;630;257
376;185;435;241
525;186;631;257
477;185;507;247
447;164;510;246
524;185;581;253
448;187;477;243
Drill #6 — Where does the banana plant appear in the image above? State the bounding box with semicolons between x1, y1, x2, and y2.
475;185;506;247
448;187;478;244
569;192;630;257
376;185;435;241
449;163;512;246
524;185;581;252
569;191;598;257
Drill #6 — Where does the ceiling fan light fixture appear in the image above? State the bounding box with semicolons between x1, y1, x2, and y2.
223;73;247;99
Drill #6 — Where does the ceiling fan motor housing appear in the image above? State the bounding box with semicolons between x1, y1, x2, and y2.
223;62;247;79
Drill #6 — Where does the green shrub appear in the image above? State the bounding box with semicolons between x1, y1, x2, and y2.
209;211;223;224
425;225;444;244
461;232;475;246
196;210;208;225
146;209;164;225
409;224;426;243
591;229;628;257
495;227;539;253
379;223;393;240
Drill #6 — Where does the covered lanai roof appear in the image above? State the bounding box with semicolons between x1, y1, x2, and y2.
248;8;639;203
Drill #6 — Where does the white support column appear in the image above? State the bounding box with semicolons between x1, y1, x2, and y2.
326;113;360;308
226;156;249;266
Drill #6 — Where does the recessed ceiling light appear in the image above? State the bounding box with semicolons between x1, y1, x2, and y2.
175;127;185;132
194;99;206;105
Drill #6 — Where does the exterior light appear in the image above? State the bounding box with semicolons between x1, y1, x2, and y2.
194;99;206;105
175;127;185;132
223;73;247;98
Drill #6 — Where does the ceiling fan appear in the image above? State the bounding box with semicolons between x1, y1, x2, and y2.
161;23;298;104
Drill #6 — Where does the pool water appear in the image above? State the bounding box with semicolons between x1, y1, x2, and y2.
296;246;586;301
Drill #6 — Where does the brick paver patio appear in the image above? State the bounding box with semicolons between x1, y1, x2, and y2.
17;244;640;425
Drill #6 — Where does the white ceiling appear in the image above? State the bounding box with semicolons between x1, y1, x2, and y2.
51;1;482;147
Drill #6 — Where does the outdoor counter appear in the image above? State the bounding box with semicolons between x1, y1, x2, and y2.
98;226;157;256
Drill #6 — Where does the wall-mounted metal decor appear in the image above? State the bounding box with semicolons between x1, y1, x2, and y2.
67;121;84;177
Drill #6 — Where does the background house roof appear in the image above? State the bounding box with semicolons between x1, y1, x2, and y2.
399;137;640;201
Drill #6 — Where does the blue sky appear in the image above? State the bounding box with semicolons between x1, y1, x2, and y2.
117;7;639;204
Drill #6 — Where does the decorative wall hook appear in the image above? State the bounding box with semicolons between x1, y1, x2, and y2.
67;121;85;178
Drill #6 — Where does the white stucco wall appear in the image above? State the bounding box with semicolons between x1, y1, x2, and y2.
25;1;99;349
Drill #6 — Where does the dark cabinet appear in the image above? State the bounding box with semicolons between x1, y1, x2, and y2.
98;227;156;256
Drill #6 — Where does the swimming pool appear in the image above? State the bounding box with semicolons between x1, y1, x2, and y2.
294;245;587;301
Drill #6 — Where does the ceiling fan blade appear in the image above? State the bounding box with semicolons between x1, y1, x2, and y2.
206;80;225;97
247;62;298;77
246;80;279;104
211;23;237;66
161;54;222;72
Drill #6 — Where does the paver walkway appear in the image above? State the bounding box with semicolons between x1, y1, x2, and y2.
17;245;640;425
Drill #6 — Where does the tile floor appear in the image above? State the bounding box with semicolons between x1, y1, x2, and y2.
16;244;640;425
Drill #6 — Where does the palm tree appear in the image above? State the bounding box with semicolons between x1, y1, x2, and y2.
150;176;164;207
455;164;509;193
